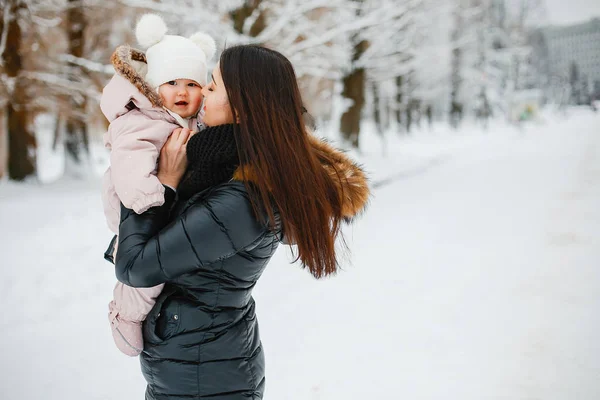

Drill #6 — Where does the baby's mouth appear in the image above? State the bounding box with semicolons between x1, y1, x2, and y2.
175;101;188;106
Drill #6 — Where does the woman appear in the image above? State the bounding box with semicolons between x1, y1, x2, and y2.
110;44;370;399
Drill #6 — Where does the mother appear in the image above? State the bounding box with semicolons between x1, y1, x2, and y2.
111;44;370;399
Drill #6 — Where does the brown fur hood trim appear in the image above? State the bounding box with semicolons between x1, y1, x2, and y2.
233;135;370;221
110;45;163;108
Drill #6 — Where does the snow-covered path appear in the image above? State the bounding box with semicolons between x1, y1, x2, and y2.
1;112;599;399
343;114;600;399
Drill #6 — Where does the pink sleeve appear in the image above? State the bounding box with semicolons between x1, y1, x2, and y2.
108;111;173;214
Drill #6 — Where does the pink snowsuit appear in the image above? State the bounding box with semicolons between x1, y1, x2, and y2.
100;46;200;353
101;73;199;234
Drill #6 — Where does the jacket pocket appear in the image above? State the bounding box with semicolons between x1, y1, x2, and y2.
155;298;181;341
143;286;177;344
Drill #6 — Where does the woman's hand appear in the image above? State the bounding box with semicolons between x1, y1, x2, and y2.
157;127;194;188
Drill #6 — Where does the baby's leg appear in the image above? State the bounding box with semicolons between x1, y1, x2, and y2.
108;282;164;356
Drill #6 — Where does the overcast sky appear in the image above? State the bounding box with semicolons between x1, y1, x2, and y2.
543;0;600;25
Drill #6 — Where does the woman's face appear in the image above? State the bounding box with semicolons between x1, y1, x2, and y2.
201;64;235;127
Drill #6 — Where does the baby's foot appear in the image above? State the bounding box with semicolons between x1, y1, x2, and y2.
108;301;143;356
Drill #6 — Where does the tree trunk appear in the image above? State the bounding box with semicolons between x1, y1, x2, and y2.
414;100;422;129
372;82;381;135
52;114;61;150
0;107;6;179
426;104;433;130
395;75;403;129
450;5;463;130
382;87;390;132
230;0;266;37
340;66;364;148
64;0;88;165
7;96;35;180
340;45;368;148
2;1;36;180
339;0;367;149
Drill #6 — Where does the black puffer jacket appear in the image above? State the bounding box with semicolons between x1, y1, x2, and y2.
112;138;370;399
115;182;277;399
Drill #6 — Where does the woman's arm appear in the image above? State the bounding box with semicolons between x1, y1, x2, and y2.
114;127;267;287
115;183;267;287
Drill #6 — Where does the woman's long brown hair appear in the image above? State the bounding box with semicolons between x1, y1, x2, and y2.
220;45;345;278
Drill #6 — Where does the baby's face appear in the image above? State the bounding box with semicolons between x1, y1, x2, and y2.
158;79;203;118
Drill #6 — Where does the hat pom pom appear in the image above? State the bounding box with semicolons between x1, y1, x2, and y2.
136;14;167;49
189;32;216;61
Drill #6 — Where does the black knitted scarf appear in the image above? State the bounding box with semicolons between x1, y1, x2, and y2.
177;124;240;201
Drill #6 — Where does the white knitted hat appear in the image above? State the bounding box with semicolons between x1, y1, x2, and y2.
135;14;216;88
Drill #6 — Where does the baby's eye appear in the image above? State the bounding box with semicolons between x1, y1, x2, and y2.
188;82;198;87
167;81;176;86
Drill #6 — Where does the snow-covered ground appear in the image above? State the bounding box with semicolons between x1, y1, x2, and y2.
1;110;600;399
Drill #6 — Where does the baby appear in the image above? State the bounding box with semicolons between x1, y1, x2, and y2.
100;14;215;356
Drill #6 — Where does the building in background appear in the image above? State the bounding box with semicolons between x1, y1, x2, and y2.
531;18;600;105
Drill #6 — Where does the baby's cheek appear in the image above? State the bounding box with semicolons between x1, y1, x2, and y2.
191;95;204;111
193;93;204;103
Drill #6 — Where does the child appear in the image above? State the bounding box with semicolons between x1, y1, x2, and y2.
100;14;216;356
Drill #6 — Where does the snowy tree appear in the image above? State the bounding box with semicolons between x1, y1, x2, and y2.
338;0;367;147
448;0;546;127
0;0;39;181
0;0;553;180
0;0;120;180
24;1;135;178
224;0;356;129
63;0;89;172
355;0;449;135
334;0;431;143
449;0;496;126
410;0;453;126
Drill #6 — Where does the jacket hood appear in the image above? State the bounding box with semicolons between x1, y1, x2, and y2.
308;136;370;220
233;135;370;221
100;45;164;122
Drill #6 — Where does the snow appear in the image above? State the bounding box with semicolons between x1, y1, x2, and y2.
1;109;600;399
33;114;110;184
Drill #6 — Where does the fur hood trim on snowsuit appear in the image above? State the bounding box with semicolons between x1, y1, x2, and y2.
110;45;163;108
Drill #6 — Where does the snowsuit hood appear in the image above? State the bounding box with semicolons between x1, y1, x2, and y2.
100;45;165;123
